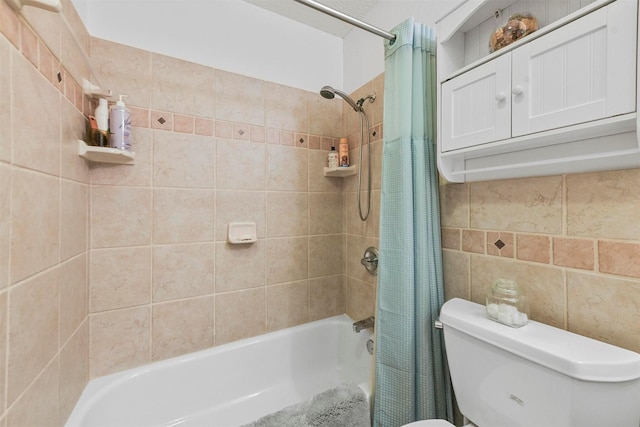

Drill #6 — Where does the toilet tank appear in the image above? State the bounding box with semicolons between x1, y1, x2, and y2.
440;298;640;427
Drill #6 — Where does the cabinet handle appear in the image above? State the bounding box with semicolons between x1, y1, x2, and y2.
512;86;524;96
495;92;506;101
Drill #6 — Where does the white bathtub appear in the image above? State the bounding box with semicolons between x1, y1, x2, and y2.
66;314;373;427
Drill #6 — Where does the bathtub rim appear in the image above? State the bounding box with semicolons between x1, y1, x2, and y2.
67;313;372;427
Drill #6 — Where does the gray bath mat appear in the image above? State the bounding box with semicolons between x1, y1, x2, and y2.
242;382;370;427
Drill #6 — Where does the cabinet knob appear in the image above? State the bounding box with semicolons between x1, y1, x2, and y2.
512;86;524;96
495;92;506;102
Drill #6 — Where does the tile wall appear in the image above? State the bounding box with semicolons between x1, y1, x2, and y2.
86;37;353;378
342;78;384;322
440;171;640;353
0;1;381;424
0;0;91;425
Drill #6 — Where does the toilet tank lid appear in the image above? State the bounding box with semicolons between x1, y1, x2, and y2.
440;298;640;382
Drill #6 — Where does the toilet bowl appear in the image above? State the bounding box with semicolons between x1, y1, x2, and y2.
403;420;454;426
403;419;479;426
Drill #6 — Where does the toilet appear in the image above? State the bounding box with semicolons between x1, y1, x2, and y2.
404;298;640;427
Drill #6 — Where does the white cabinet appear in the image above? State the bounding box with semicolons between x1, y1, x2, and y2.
511;1;636;137
437;0;640;182
442;53;511;151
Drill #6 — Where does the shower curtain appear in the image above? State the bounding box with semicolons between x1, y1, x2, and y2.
373;18;454;427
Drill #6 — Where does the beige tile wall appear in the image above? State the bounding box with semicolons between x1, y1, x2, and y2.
9;0;637;423
440;170;640;352
86;37;351;379
0;0;91;424
0;1;354;423
343;76;384;322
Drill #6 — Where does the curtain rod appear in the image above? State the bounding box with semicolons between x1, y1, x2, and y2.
293;0;396;42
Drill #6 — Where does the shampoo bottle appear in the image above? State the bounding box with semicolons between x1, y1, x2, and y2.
90;98;110;147
94;98;109;132
339;137;349;167
109;94;131;151
328;146;338;168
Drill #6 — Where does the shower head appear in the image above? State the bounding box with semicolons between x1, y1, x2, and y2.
320;85;336;99
320;85;360;112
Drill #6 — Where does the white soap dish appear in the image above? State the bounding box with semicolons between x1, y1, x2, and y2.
227;222;257;244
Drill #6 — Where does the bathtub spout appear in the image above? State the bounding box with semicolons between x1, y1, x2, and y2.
352;316;375;333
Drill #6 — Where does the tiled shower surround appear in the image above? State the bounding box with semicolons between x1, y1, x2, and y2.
1;1;639;426
85;34;384;378
0;1;382;424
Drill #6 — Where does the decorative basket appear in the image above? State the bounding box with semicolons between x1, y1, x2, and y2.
489;13;539;53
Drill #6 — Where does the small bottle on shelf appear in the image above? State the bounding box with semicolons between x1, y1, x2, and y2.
94;98;109;132
328;146;338;168
339;137;349;167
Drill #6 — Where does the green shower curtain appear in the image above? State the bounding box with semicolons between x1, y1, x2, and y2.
373;18;454;427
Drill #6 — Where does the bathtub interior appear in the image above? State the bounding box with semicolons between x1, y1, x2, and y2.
66;314;373;427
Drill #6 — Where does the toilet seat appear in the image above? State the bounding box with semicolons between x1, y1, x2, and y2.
403;420;455;427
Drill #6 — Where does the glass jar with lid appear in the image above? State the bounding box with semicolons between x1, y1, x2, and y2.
485;279;529;327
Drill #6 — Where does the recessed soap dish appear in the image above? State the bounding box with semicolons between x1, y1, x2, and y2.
227;222;257;244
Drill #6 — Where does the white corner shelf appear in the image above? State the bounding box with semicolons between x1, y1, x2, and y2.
82;78;112;98
78;140;135;164
323;166;357;177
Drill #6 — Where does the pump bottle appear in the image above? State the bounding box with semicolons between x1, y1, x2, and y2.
109;95;131;151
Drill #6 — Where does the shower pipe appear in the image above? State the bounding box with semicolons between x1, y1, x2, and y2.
320;86;375;221
293;0;396;42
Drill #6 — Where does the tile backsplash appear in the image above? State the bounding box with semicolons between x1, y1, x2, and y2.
440;170;640;352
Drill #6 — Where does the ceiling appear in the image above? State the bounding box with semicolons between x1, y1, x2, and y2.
242;0;381;38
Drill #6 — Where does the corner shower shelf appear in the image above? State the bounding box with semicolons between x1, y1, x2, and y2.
324;166;356;177
78;140;135;164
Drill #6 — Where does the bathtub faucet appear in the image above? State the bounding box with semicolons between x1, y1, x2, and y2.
352;316;375;333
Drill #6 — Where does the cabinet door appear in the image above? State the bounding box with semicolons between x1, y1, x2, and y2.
441;53;511;152
512;0;637;137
